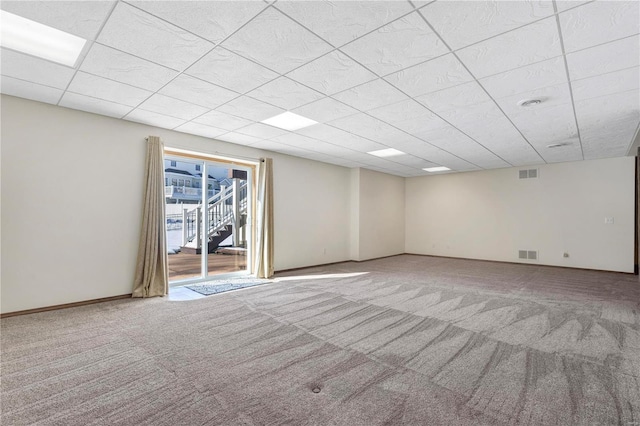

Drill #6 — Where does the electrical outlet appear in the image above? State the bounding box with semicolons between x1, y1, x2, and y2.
563;252;569;258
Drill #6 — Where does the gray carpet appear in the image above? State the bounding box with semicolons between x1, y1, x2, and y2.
186;278;271;296
2;255;639;425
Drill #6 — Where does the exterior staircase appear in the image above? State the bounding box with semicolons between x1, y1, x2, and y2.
179;179;247;254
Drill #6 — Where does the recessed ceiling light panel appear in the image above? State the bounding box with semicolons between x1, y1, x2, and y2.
0;10;86;67
423;166;451;172
367;148;405;157
261;111;318;131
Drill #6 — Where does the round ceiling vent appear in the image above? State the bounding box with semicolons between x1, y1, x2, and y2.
518;99;543;107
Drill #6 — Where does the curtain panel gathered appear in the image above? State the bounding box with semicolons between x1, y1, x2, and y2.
255;158;274;279
132;136;168;297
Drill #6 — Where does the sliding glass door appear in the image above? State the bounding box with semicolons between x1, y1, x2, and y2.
165;155;252;284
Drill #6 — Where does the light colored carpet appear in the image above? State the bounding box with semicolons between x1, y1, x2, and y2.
2;255;639;425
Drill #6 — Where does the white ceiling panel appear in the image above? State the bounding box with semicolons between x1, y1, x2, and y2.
129;1;266;44
296;124;387;152
98;2;213;71
1;49;75;90
193;110;253;131
185;47;278;94
340;11;448;76
125;109;186;129
80;44;179;92
416;81;491;115
246;77;324;110
137;94;209;121
68;72;152;107
0;76;63;105
235;123;290;139
505;102;579;148
559;1;640;53
575;89;640;133
457;17;562;78
0;1;115;40
566;35;640;81
274;1;414;47
287;50;377;95
158;75;238;110
582;119;639;160
291;97;358;123
216;132;262;146
420;0;555;50
215;96;284;122
328;113;405;144
414;125;510;169
384;54;474;97
368;99;449;135
60;92;132;118
221;7;332;74
480;56;567;99
174;122;228;139
332;79;407;112
555;1;591;13
271;133;343;154
571;67;640;101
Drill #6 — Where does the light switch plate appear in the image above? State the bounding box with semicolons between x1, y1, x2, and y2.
604;217;614;224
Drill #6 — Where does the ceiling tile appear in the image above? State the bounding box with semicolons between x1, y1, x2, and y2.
416;81;491;115
332;78;408;112
193;110;254;131
1;0;115;40
340;11;449;76
216;132;263;146
0;76;63;105
246;77;324;110
566;35;640;81
287;50;377;95
368;99;449;135
328;113;404;144
67;72;152;107
559;1;640;53
457;17;561;79
575;89;640;133
384;54;473;97
271;133;341;154
129;1;266;44
420;0;554;50
480;56;567;99
80;44;178;92
215;96;285;122
295;124;387;152
98;2;213;71
158;74;239;109
1;49;74;90
185;48;278;95
505;102;579;148
582;117;639;159
138;94;209;120
291;97;358;123
414;125;510;169
555;1;590;13
235;123;290;139
59;92;132;118
174;122;228;139
571;67;640;101
221;7;332;74
274;1;413;47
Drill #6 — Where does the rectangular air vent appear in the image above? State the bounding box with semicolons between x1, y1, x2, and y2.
527;250;537;260
519;169;539;179
518;250;528;259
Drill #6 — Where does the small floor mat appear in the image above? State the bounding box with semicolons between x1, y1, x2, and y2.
185;278;271;296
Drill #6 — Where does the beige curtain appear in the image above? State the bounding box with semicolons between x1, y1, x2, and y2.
255;158;274;278
132;136;168;297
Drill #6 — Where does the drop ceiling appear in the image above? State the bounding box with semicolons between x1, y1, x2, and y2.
1;0;639;177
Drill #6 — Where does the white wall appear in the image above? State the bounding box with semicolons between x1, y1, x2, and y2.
351;168;405;261
1;95;351;313
405;157;635;272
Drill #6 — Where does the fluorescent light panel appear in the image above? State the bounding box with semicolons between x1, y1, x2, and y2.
368;148;405;157
423;166;451;172
261;112;317;131
0;10;86;66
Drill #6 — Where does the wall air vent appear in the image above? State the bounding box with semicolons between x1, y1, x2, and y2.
519;169;539;179
518;250;528;259
519;250;538;260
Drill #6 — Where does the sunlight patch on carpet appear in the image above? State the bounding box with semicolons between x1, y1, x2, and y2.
185;278;271;296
